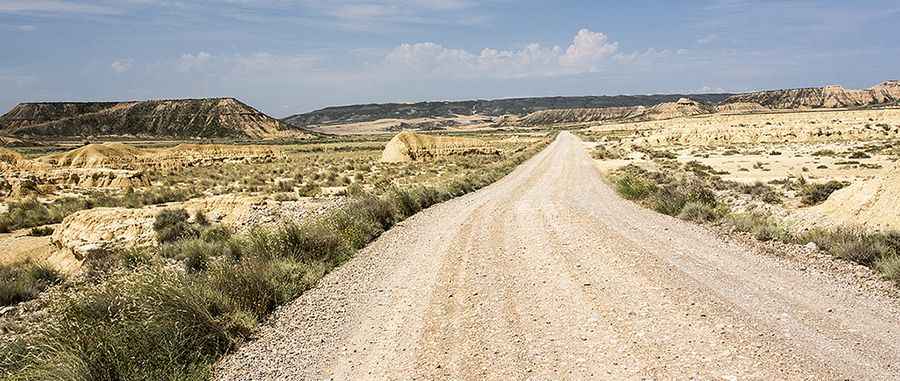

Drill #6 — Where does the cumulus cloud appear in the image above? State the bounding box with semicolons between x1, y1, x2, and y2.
110;59;133;73
384;29;625;78
558;29;618;71
385;42;564;78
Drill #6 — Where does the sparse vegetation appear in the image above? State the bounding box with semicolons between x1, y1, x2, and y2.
611;165;727;222
800;180;848;206
0;261;63;306
0;136;550;380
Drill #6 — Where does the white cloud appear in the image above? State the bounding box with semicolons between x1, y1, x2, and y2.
176;52;212;72
385;29;626;79
558;29;618;71
111;59;133;73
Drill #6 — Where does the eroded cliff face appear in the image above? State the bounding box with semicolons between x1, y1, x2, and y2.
0;98;308;139
721;81;900;109
380;132;499;163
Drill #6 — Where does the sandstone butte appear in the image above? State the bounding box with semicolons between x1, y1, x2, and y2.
380;132;499;163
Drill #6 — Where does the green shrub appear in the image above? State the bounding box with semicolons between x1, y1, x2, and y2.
725;213;774;234
678;202;724;223
801;228;896;266
615;173;657;200
649;186;688;216
28;226;55;237
153;208;198;243
10;270;244;381
876;255;900;284
752;223;785;242
200;225;232;243
738;182;782;204
0;261;64;306
800;181;848;206
275;222;351;264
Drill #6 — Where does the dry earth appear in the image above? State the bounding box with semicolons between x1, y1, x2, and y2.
215;132;900;380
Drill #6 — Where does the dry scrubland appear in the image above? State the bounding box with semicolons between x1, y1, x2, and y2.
0;131;549;380
580;107;900;286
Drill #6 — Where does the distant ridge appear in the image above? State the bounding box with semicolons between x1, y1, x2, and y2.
721;81;900;109
282;93;734;127
0;98;312;139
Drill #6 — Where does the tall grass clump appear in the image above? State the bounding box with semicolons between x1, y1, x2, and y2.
0;261;64;306
800;180;848;206
611;165;726;223
153;208;199;243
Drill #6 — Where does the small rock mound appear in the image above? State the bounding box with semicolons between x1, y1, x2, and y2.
643;98;716;120
51;207;158;259
381;132;498;163
40;143;144;168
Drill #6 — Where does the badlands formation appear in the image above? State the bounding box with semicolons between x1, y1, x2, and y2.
0;98;311;139
721;80;900;109
381;132;499;162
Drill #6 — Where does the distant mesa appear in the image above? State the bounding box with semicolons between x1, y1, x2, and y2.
514;97;716;126
284;93;734;128
0;97;313;139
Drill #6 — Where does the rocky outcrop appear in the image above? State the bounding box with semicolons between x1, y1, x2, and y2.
0;98;310;139
721;81;900;110
381;132;499;163
800;164;900;231
51;207;158;259
60;169;150;188
39;143;143;169
643;98;717;120
50;195;344;259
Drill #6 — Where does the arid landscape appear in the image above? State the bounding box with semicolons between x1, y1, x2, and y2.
1;78;900;379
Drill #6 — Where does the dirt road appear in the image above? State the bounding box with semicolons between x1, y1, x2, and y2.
216;132;900;380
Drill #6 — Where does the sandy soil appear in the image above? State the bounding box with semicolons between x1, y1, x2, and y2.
215;132;900;380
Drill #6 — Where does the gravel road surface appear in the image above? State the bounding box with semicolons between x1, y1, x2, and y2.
216;132;900;380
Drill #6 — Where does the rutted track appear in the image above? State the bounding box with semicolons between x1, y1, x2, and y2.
216;132;900;380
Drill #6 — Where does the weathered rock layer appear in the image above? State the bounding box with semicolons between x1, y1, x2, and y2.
381;132;499;163
721;81;900;109
0;98;307;139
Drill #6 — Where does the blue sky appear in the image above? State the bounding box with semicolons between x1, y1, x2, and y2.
1;0;898;117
